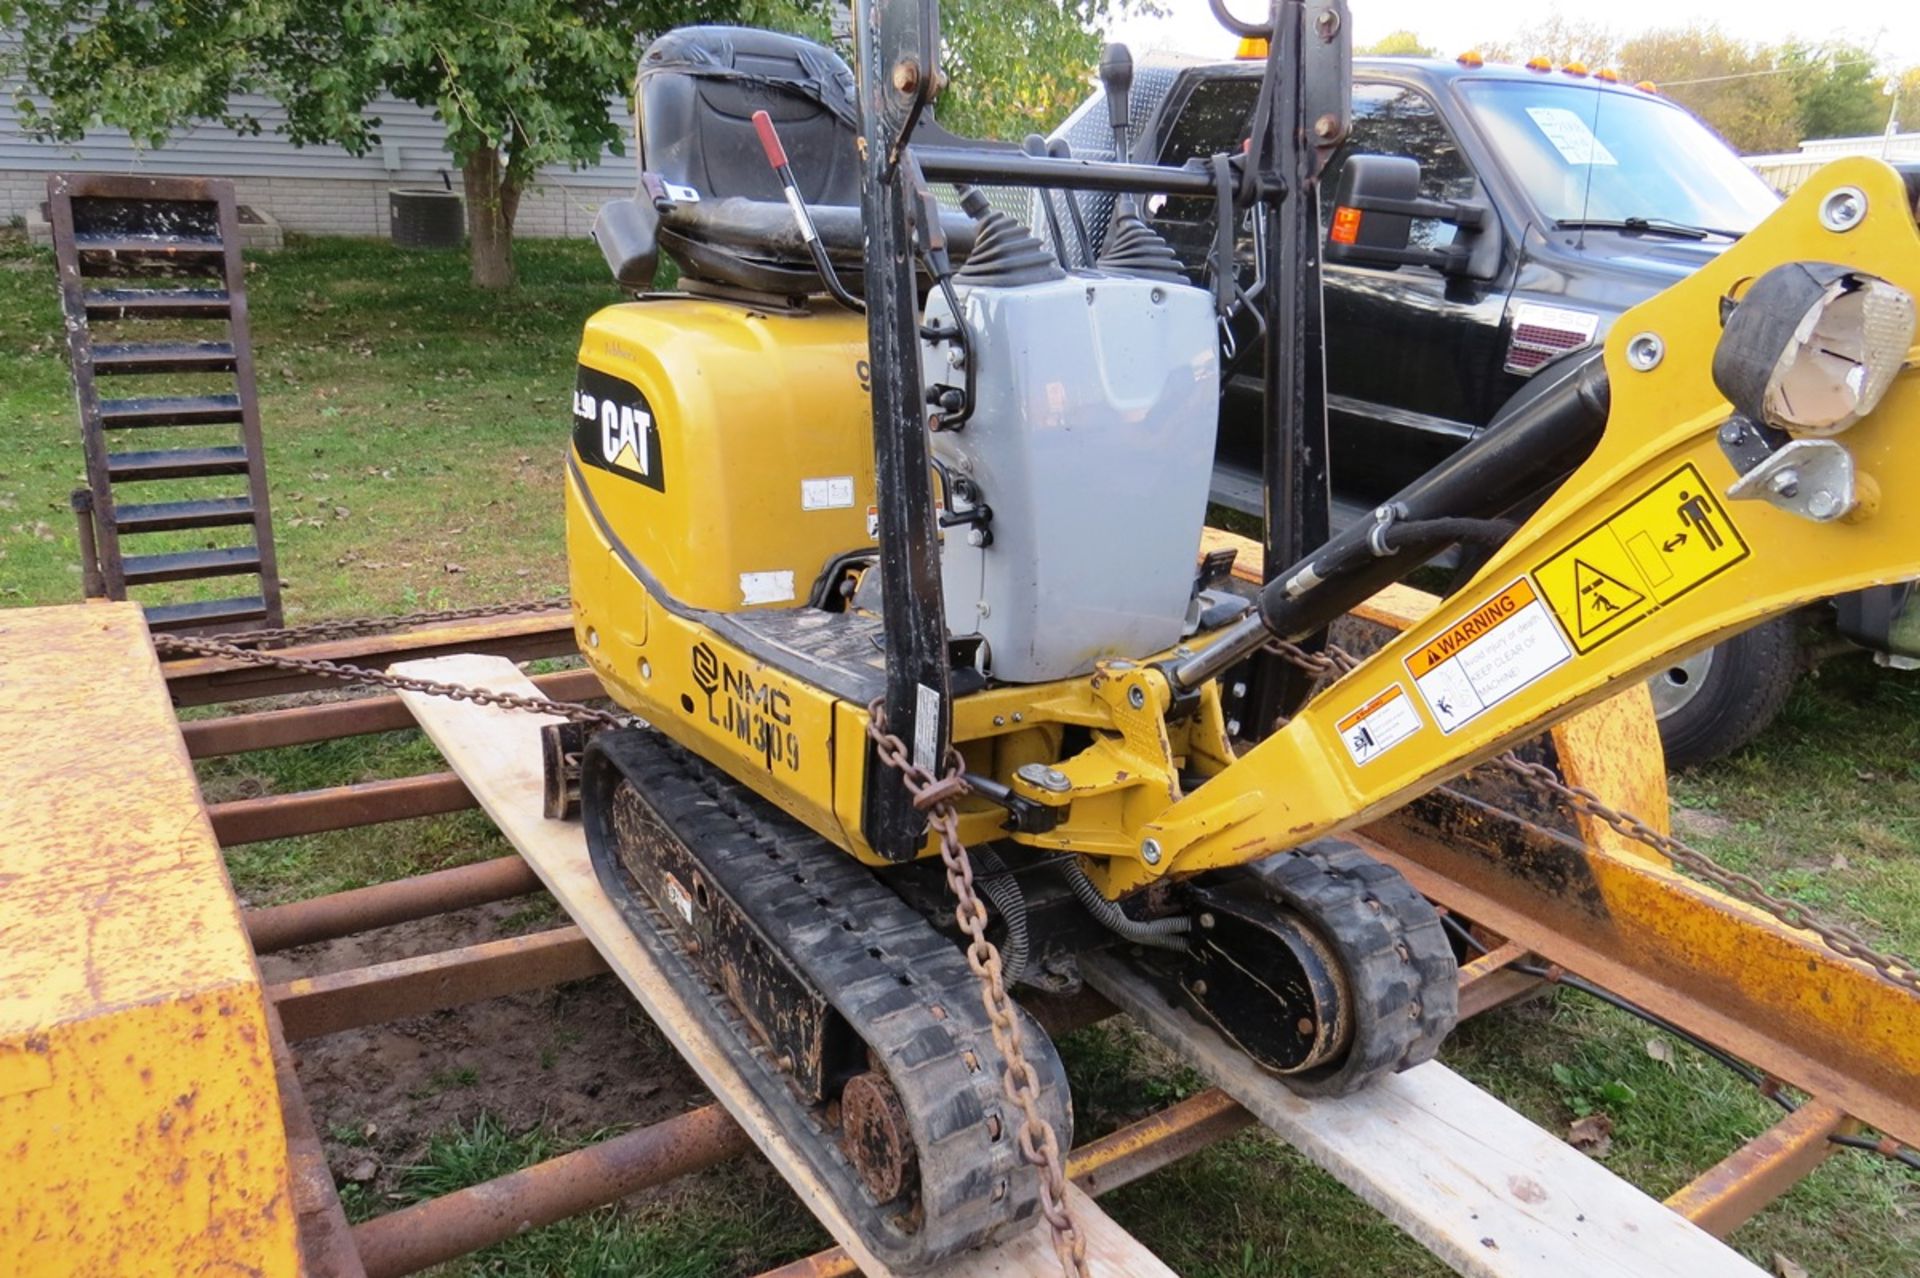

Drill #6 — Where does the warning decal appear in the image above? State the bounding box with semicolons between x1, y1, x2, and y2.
1405;577;1572;734
1534;462;1750;653
1336;683;1423;765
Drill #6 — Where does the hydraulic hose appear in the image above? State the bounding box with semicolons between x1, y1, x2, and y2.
1062;858;1191;951
971;847;1030;988
1176;350;1612;691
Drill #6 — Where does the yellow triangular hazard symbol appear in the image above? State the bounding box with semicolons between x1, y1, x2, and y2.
610;440;646;476
1571;558;1645;637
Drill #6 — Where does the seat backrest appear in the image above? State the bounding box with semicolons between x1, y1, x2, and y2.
638;26;860;210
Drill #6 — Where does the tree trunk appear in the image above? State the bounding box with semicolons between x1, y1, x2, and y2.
461;146;520;289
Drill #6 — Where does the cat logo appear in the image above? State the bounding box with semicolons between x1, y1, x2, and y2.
598;399;652;477
572;364;666;492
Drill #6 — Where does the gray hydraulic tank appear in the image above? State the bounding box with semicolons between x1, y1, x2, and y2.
923;270;1220;682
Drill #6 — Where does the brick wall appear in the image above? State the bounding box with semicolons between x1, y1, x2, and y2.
3;170;622;240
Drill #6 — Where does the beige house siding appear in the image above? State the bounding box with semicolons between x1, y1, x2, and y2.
1;81;636;238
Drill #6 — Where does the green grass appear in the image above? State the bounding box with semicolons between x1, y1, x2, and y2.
1670;653;1920;957
0;231;614;615
4;232;1916;1274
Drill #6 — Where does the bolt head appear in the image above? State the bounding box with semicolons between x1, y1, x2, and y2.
1141;838;1162;865
1769;467;1802;498
1808;489;1841;519
966;528;987;547
1190;979;1209;997
1313;113;1341;140
1819;186;1867;232
891;59;920;93
1127;685;1146;709
1198;912;1216;930
1625;332;1664;371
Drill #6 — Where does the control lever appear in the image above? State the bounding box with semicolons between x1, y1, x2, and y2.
751;109;865;313
1023;133;1072;268
1100;43;1144;223
1093;41;1187;282
1046;137;1095;265
1100;42;1135;162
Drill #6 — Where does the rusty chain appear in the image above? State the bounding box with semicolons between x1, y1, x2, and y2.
194;597;570;649
1262;638;1920;998
149;633;634;731
149;613;1920;1242
864;700;1089;1278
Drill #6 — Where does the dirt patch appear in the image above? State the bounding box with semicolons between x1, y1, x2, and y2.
265;901;710;1199
1672;807;1735;840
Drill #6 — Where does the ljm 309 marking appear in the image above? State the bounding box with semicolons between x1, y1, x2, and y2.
690;641;801;772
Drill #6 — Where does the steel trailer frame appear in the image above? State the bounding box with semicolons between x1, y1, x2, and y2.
142;606;1901;1274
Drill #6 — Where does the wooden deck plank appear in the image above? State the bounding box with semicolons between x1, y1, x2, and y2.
1082;952;1766;1278
393;653;1173;1278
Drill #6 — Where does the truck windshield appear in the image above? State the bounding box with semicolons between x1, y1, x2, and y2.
1458;80;1780;237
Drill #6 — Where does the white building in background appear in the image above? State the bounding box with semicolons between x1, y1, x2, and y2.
1;85;636;239
1747;132;1920;195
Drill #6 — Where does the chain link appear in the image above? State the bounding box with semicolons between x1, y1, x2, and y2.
194;597;570;649
1492;754;1920;996
864;700;1089;1278
155;613;1920;1228
149;633;634;731
162;627;1084;1267
1260;639;1920;997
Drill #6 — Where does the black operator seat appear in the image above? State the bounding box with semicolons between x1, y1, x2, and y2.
595;25;976;296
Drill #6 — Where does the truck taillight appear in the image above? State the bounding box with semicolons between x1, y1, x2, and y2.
1330;206;1363;245
1505;303;1600;375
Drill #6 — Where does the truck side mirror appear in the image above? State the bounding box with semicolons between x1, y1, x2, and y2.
1325;153;1487;278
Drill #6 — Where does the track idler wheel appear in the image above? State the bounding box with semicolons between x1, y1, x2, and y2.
1171;838;1458;1097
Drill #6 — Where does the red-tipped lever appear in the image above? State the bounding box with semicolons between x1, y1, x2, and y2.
750;108;862;311
752;108;789;170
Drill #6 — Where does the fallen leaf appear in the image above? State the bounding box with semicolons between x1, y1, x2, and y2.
1772;1253;1809;1278
333;506;350;519
444;562;465;574
1567;1114;1613;1157
1645;1038;1675;1068
361;1121;378;1140
1829;852;1851;871
345;1157;378;1183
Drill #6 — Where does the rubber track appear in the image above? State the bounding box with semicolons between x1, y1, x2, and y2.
1243;839;1459;1097
584;727;1071;1272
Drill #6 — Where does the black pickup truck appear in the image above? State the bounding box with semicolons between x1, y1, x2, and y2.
1049;52;1913;765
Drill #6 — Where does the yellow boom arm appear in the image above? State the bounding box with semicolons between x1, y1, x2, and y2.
1097;161;1920;896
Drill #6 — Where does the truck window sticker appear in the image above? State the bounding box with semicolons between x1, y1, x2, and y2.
1524;106;1618;168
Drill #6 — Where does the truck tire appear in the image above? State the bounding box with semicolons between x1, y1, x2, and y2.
1648;616;1799;769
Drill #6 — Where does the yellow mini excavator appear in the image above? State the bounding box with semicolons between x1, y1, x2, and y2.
558;0;1920;1268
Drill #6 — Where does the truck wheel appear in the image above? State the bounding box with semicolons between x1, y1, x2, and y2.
1648;616;1799;769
